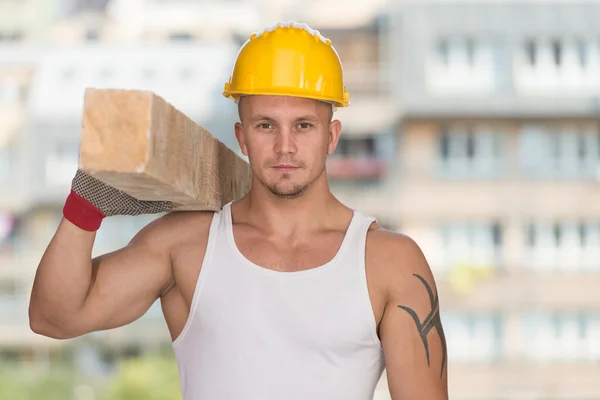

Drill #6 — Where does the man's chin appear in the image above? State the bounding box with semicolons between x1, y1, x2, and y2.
273;191;302;199
267;183;306;199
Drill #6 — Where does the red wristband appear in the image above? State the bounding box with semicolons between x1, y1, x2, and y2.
62;190;105;231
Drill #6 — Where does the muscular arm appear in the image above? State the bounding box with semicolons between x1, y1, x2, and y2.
29;213;177;339
376;233;448;399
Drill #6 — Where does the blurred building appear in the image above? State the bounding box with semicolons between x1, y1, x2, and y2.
333;1;600;399
0;0;62;44
2;0;599;399
0;0;56;366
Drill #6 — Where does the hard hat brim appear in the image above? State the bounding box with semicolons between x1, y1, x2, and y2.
222;90;349;108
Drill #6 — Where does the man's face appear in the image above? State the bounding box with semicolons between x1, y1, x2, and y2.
234;95;342;199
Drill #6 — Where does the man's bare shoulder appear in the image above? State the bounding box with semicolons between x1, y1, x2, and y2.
365;225;436;301
366;223;425;270
129;210;215;252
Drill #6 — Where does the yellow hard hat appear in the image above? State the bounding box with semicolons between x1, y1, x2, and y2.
223;22;350;107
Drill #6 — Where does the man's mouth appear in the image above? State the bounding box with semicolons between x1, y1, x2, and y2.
272;165;299;171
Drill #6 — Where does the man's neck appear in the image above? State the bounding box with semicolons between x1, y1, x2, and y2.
236;179;345;237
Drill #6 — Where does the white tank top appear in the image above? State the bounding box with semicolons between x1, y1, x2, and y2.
172;202;385;400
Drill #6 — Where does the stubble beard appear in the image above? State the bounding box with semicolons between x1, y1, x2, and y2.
265;174;308;198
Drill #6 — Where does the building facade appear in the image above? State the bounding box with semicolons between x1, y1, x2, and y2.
379;2;599;399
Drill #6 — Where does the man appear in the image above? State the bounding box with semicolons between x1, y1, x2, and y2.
29;22;448;399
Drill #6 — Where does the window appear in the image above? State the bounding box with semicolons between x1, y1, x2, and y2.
438;222;503;273
442;311;503;363
0;31;24;42
492;223;502;246
169;32;193;42
551;39;562;66
523;312;600;362
427;36;496;95
525;221;600;272
465;37;476;67
465;132;475;159
85;28;99;42
438;125;505;179
437;39;450;67
516;38;599;94
575;38;587;67
440;131;450;159
520;125;600;179
335;137;376;158
45;139;79;187
60;68;76;81
72;0;110;13
525;39;537;65
577;131;587;160
578;222;586;247
434;37;478;68
141;68;156;81
328;135;391;181
99;68;115;80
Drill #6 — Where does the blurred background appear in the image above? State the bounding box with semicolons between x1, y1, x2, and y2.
1;0;600;399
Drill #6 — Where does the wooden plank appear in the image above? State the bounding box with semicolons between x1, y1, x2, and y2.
79;88;251;211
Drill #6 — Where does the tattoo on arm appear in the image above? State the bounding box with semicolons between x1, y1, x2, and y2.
397;274;447;378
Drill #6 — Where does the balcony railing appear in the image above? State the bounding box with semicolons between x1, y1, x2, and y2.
327;156;388;180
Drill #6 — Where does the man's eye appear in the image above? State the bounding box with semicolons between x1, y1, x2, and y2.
258;123;273;129
298;123;312;129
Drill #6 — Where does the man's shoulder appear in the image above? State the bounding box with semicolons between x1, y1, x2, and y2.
156;210;215;229
365;226;435;296
130;210;215;251
366;223;419;256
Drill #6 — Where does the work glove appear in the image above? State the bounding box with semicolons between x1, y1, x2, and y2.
63;170;172;231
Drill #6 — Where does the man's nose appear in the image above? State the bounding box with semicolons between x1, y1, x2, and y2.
274;129;297;155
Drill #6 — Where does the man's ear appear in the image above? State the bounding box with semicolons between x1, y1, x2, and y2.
234;122;248;156
327;119;342;155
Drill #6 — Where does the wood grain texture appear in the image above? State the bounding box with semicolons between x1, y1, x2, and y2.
79;88;252;211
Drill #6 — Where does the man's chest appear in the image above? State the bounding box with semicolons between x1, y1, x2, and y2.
233;231;345;272
170;230;389;334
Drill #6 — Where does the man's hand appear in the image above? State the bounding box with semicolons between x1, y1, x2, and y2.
64;170;172;231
